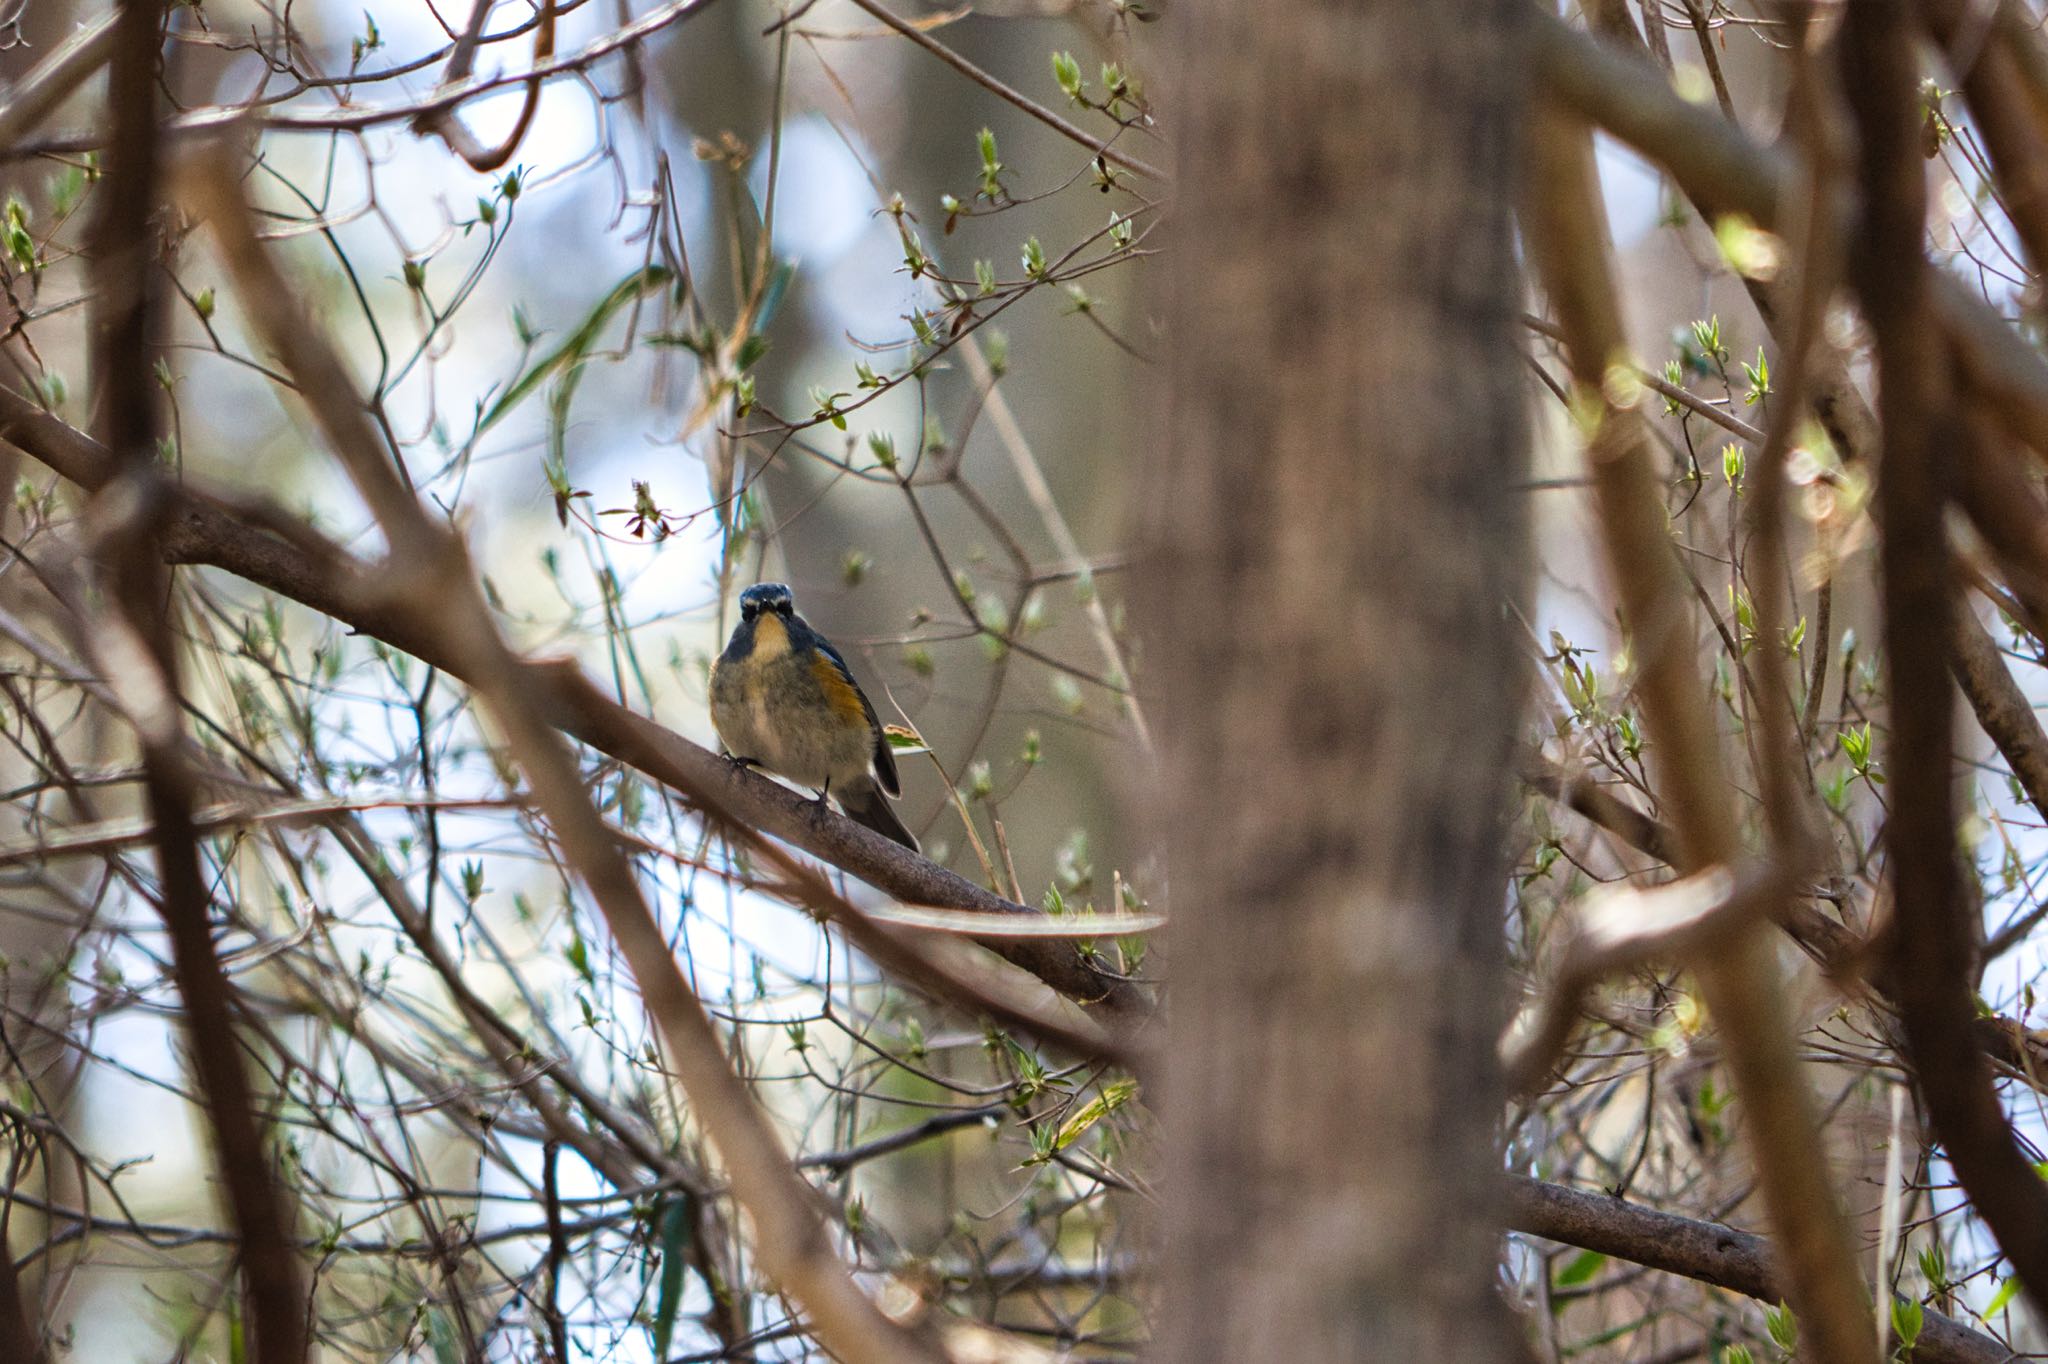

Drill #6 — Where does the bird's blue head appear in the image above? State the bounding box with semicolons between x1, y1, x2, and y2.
738;582;795;622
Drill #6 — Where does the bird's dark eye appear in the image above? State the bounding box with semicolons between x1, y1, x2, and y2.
774;599;793;616
740;603;758;620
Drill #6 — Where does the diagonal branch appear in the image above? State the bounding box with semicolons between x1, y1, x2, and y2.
1952;608;2048;841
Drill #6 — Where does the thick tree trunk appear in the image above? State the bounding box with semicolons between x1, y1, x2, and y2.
1143;3;1527;1359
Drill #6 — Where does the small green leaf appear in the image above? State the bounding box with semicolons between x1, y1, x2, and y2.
1765;1300;1797;1353
883;724;929;755
756;258;797;331
425;1308;458;1364
1891;1295;1923;1351
1051;50;1084;102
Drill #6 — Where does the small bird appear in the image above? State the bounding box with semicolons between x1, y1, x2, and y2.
709;582;919;851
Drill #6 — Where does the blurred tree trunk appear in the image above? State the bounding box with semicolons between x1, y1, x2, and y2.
1142;3;1527;1359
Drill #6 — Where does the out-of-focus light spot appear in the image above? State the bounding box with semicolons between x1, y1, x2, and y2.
462;80;602;174
1595;133;1662;248
751;116;878;263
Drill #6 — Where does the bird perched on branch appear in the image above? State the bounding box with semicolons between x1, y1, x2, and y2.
709;582;919;851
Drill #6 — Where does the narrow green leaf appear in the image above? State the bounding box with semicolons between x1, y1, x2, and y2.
651;1196;692;1360
480;265;673;434
426;1307;459;1364
1053;1077;1137;1152
755;258;797;332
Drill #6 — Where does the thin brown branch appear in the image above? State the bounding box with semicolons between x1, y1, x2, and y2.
1524;314;1768;443
1679;0;1736;118
412;0;558;172
1954;409;2048;631
1504;1178;2008;1364
1636;0;1673;69
1518;753;1677;863
89;5;309;1360
1953;608;2048;838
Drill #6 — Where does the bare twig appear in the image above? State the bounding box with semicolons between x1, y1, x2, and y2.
1517;753;1677;863
411;0;559;172
839;0;1165;181
1953;609;2048;847
0;13;117;150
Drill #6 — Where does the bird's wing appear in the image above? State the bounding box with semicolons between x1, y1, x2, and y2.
809;635;901;796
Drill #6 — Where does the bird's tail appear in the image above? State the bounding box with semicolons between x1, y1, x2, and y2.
839;781;919;853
